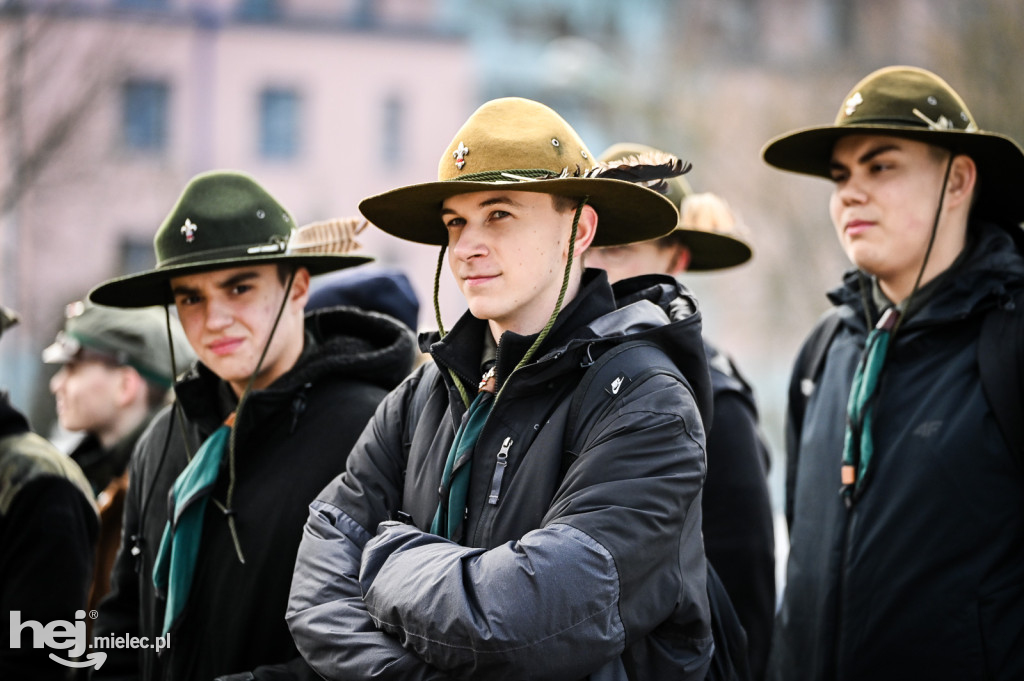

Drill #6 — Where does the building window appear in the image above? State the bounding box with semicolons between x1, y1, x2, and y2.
259;88;300;160
122;79;169;152
119;235;156;275
238;0;279;21
381;94;404;167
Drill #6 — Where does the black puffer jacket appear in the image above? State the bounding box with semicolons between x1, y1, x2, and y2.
770;222;1024;680
288;270;715;681
93;307;417;681
1;394;97;680
702;339;775;681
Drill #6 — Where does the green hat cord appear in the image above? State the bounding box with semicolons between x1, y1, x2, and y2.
841;153;954;505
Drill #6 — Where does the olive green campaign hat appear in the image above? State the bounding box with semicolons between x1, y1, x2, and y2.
599;143;753;270
43;301;195;388
762;65;1024;225
359;97;686;248
89;170;372;308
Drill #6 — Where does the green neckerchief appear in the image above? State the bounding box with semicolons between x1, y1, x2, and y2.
153;412;235;635
841;240;973;504
430;331;497;541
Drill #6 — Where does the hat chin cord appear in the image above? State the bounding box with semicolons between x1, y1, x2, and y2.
432;198;588;409
165;267;299;565
861;153;955;337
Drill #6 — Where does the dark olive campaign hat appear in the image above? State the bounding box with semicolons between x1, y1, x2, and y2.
89;171;372;308
599;142;753;270
762;65;1024;225
359;97;684;248
43;301;195;388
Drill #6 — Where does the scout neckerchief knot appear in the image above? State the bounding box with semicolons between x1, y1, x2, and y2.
841;307;899;505
431;364;497;540
153;411;235;635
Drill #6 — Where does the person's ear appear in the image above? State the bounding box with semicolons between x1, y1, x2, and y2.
116;368;145;408
290;267;312;307
946;153;977;210
670;245;692;275
572;203;599;257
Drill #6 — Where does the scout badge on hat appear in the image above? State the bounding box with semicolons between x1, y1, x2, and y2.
762;65;1024;226
359;97;689;247
360;98;692;542
89;171;372;308
764;65;1024;506
599;142;753;270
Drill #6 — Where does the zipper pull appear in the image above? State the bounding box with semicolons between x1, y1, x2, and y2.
487;437;514;505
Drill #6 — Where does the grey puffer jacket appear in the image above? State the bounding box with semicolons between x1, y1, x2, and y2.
288;270;715;681
769;221;1024;681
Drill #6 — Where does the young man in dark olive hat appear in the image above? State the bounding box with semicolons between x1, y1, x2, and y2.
762;65;1024;680
44;301;194;612
588;142;775;681
287;98;715;680
2;304;98;680
88;170;418;681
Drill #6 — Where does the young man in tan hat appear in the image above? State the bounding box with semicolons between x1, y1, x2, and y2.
88;171;418;680
762;66;1024;679
44;301;194;612
2;304;98;680
587;143;775;681
288;98;715;680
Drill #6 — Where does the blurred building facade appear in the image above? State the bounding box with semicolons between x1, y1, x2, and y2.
3;0;1021;455
0;0;473;417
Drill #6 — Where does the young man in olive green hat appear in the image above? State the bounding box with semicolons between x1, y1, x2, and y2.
763;65;1024;679
288;98;716;681
44;300;194;612
588;142;775;681
88;170;418;681
2;304;98;680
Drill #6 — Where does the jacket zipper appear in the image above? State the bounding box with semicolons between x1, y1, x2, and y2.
833;503;858;680
487;437;514;505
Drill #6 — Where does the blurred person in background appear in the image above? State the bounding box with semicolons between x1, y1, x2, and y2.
587;142;775;680
43;300;194;612
87;170;417;681
307;263;421;333
2;304;98;680
763;65;1024;679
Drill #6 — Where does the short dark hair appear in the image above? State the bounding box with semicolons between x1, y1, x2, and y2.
551;194;583;214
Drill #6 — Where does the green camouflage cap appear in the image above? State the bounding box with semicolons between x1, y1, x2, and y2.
43;301;195;388
89;170;373;308
359;97;685;247
762;65;1024;225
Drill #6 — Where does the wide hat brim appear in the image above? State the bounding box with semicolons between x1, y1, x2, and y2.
763;124;1024;224
360;176;680;248
89;252;372;308
675;228;753;271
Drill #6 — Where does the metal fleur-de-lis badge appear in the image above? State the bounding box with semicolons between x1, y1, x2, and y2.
181;218;198;243
844;92;863;117
453;141;469;170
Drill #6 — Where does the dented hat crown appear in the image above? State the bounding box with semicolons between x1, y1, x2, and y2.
762;65;1024;225
359;97;683;247
89;170;371;307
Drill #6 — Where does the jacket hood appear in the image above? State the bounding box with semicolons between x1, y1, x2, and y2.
427;269;713;425
829;220;1024;329
177;305;417;431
